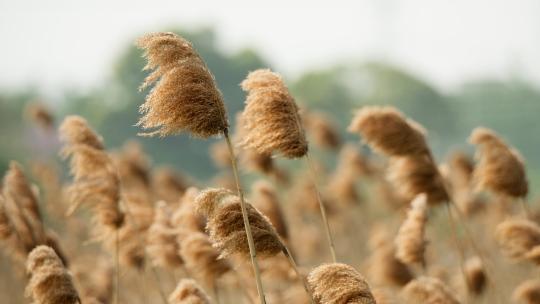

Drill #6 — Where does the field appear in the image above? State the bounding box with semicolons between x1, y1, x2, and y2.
1;31;539;304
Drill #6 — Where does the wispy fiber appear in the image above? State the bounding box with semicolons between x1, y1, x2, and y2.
251;181;289;240
307;263;376;304
136;32;228;138
240;69;308;158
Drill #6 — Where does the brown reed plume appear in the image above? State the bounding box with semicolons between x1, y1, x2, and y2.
151;167;189;204
307;263;376;304
137;32;267;303
195;188;283;258
303;110;342;150
367;227;414;287
0;195;12;240
387;155;449;205
402;276;460;304
172;187;206;233
240;69;308;158
495;218;540;264
513;279;540;304
196;188;314;302
445;152;484;216
147;201;184;268
251;181;289;240
136;32;228;138
241;68;337;262
469;127;529;217
59;116;124;230
59;115;124;304
169;279;211;304
25;245;80;304
395;193;429;268
25;102;55;130
3;161;46;243
179;231;231;288
348;106;428;156
464;256;486;296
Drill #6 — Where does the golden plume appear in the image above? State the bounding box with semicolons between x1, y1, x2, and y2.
169;279;211;304
395;193;428;267
136;32;228;137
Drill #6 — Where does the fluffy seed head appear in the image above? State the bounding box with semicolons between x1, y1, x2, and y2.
307;263;376;304
169;278;211;304
3;161;42;226
469;127;528;198
147;201;184;268
195;188;283;258
303;111;341;150
25;102;55;129
513;279;540;304
387;155;449;205
495;219;540;264
25;245;80;304
395;193;428;266
240;69;308;158
348;106;428;156
59;116;103;150
136;32;228;138
402;276;460;304
179;231;231;287
464;256;486;296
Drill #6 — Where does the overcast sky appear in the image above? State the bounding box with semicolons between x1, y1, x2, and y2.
1;0;540;94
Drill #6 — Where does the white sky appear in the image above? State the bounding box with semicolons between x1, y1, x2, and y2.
1;0;540;94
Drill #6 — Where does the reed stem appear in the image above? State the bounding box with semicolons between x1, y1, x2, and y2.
282;246;315;304
224;130;266;304
305;153;337;263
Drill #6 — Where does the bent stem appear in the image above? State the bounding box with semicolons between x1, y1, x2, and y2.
224;130;266;304
305;153;337;263
282;246;315;304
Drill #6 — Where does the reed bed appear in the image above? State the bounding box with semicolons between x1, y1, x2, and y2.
1;31;539;304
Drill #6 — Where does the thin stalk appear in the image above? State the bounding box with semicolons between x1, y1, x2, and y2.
282;246;315;304
224;130;266;304
305;153;337;263
213;280;220;304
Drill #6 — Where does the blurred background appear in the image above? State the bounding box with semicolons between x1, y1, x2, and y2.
2;0;540;193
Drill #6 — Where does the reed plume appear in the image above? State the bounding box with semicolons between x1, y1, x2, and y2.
59;116;124;230
25;102;55;130
151;167;189;204
172;187;206;233
348;106;428;156
195;188;283;258
251;181;289;240
395;193;428;267
136;32;228;137
147;201;184;268
303;110;341;150
464;256;486;296
402;276;460;304
25;245;80;304
495;218;540;264
469;127;528;199
367;228;414;287
307;263;376;304
169;279;211;304
179;231;231;287
240;69;308;158
387;155;448;205
513;279;540;304
0;195;12;240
